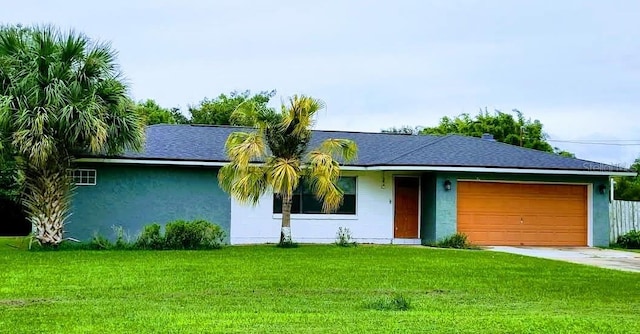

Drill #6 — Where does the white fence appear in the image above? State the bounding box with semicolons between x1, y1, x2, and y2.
610;200;640;242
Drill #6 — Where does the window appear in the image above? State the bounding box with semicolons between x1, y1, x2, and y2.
273;177;356;215
69;169;97;186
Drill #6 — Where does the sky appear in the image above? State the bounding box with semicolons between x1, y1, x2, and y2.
2;0;639;166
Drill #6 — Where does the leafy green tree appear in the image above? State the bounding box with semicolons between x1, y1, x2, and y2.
0;26;144;245
614;157;640;201
169;107;190;125
419;108;560;153
135;99;190;125
219;95;358;244
381;126;422;135
190;90;275;126
136;99;175;125
0;154;22;201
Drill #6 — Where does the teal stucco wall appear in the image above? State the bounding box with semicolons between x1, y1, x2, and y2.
420;173;436;241
68;164;230;241
424;172;611;247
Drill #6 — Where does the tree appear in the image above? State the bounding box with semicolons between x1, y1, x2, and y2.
189;90;275;126
419;108;564;153
135;99;190;125
218;95;358;244
381;125;422;135
0;25;144;246
614;157;640;201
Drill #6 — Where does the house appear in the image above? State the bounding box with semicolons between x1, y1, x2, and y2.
71;124;636;247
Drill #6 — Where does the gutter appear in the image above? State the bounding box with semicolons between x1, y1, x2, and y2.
76;157;637;177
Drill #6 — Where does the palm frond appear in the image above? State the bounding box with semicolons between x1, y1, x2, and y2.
267;157;301;196
317;138;358;163
281;95;324;136
218;164;267;205
225;131;266;168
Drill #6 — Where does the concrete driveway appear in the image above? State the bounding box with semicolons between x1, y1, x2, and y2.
488;246;640;273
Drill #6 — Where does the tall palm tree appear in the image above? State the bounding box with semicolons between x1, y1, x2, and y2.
0;25;144;246
219;95;357;244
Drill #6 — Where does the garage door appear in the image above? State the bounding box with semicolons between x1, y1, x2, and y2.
457;181;587;246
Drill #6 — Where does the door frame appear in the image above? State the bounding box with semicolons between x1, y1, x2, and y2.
392;175;421;239
457;179;593;246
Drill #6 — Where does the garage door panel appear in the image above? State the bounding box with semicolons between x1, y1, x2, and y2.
457;181;587;246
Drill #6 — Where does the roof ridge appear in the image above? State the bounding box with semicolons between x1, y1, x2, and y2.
164;124;442;137
450;134;628;169
383;135;452;164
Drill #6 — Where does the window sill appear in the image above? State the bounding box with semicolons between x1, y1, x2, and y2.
272;214;358;221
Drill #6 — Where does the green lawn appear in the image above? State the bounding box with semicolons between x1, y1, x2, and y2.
1;238;639;333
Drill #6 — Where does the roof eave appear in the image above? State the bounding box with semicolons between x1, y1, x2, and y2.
76;158;636;177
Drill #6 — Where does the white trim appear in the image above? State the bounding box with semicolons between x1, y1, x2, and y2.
69;168;97;186
76;158;227;167
392;175;421;239
457;180;594;246
353;165;636;177
272;214;358;221
587;183;594;247
75;158;635;177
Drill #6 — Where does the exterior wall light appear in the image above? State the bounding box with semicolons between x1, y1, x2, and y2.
444;180;452;191
598;184;606;194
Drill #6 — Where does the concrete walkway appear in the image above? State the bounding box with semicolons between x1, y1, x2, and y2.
488;246;640;273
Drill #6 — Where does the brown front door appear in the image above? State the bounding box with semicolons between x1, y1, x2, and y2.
394;177;420;238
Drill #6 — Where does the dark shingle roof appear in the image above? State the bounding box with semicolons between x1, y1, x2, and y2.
108;124;630;173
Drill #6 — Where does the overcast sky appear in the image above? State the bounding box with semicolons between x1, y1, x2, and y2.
2;0;639;166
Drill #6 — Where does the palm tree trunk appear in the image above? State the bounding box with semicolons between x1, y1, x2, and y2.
23;166;72;246
280;192;293;244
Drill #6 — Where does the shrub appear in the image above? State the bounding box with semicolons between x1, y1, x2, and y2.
365;293;412;311
335;227;357;247
616;230;640;249
112;225;132;249
135;224;164;250
164;219;225;250
425;233;473;249
89;233;113;250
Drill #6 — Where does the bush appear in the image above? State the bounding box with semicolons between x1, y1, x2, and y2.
616;230;640;249
426;233;473;249
89;233;113;250
335;227;357;247
135;224;164;250
164;219;225;250
112;225;133;249
365;293;412;311
28;220;226;251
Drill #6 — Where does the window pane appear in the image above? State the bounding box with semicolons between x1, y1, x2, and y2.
336;195;356;214
301;194;323;214
337;177;356;194
273;194;301;214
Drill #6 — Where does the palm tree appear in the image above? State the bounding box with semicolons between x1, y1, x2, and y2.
219;95;357;244
0;25;144;246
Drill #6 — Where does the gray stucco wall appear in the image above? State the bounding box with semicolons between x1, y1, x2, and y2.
68;164;230;242
427;172;610;246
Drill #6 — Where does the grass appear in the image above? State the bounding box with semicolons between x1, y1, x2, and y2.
1;237;639;333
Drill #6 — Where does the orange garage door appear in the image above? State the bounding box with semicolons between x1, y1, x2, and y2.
457;181;587;246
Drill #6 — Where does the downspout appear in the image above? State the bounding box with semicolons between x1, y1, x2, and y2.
610;178;616;202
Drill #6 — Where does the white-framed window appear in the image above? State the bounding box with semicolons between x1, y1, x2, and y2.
69;169;97;186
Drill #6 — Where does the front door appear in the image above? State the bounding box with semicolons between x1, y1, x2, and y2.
394;177;420;238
